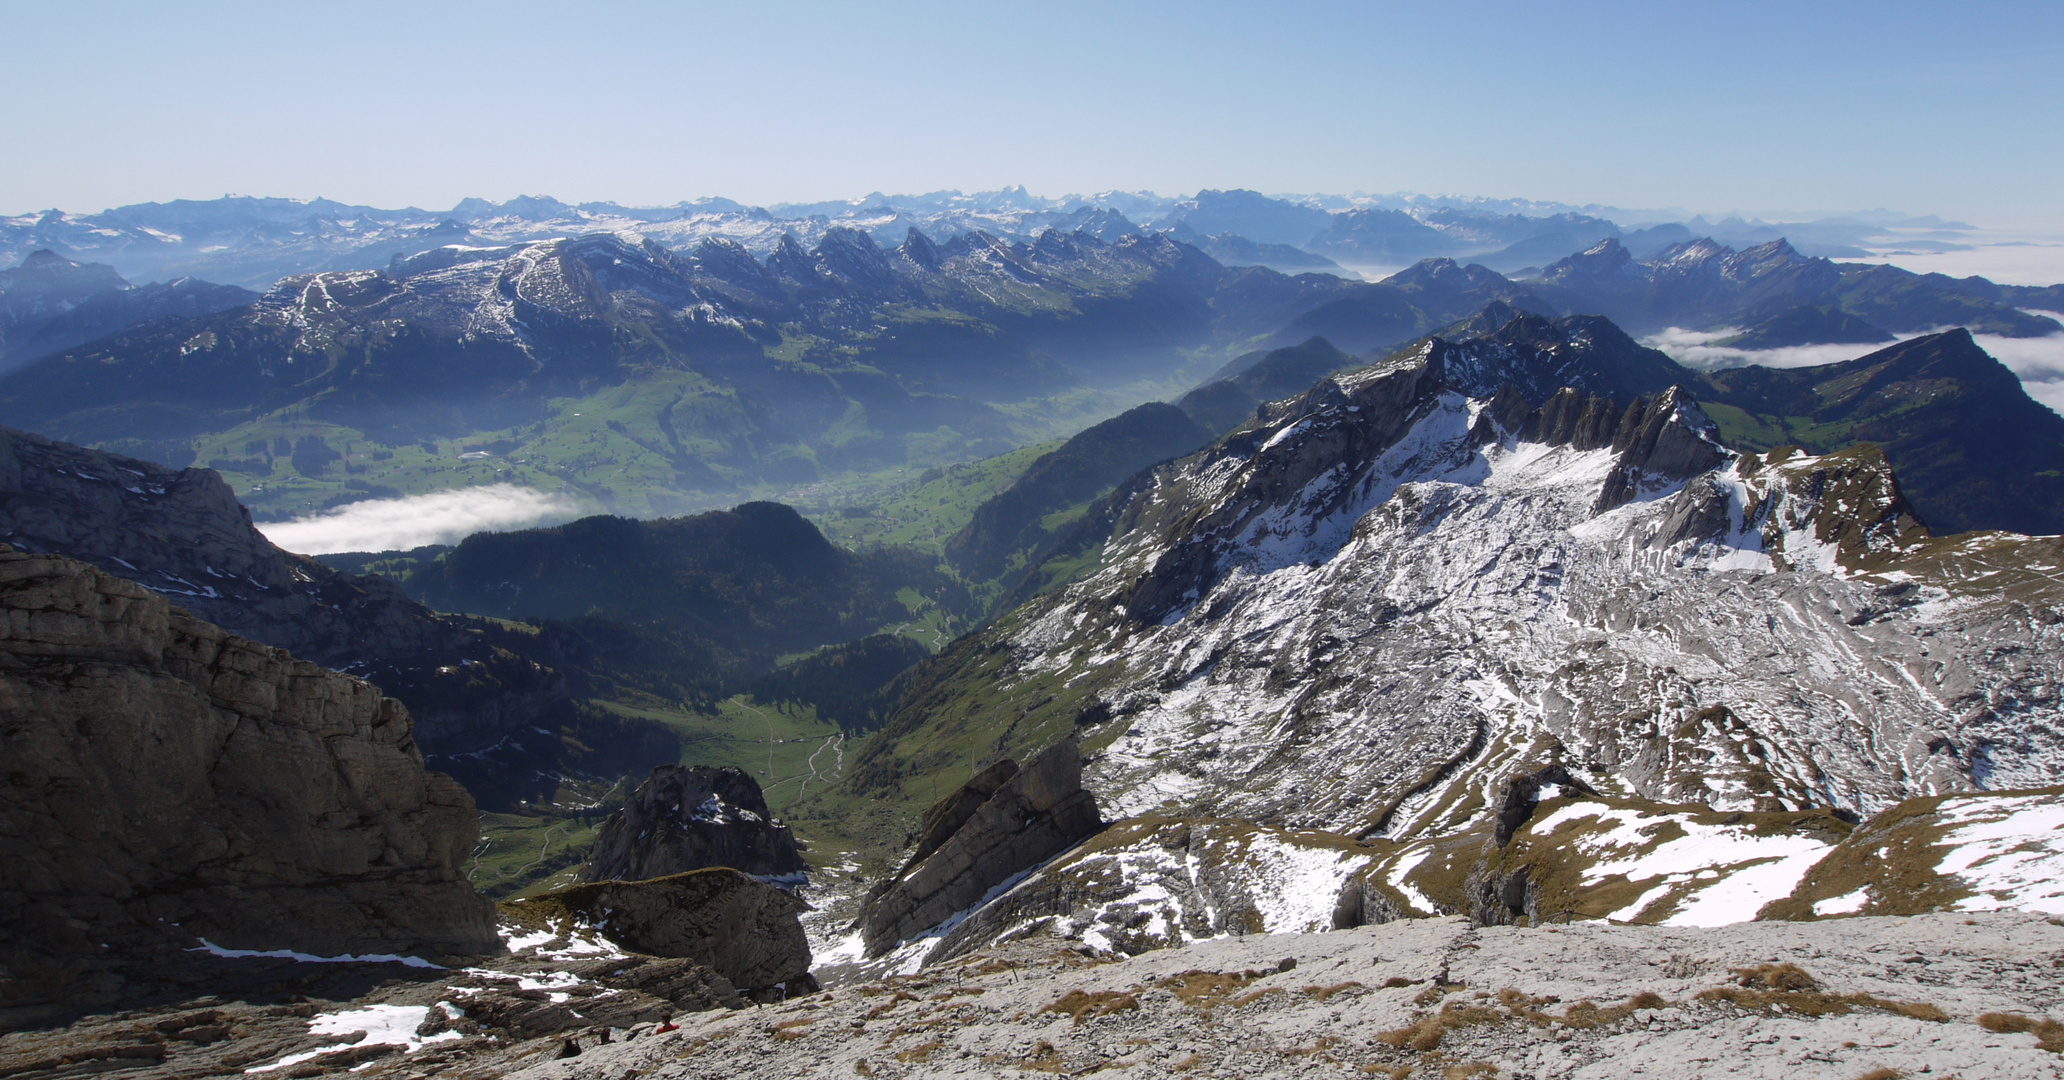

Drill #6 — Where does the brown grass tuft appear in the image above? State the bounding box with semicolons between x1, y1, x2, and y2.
1850;1069;1903;1080
770;1016;818;1042
1978;1012;2064;1052
894;1039;943;1063
1304;982;1365;1001
1040;990;1140;1026
1018;1039;1067;1073
1156;969;1261;1010
1171;1053;1207;1072
1733;963;1817;991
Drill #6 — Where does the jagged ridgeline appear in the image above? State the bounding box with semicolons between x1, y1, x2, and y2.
0;229;1588;524
0;231;1372;519
796;315;2064;900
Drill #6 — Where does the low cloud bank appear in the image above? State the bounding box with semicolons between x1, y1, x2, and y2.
258;484;590;555
1645;316;2064;418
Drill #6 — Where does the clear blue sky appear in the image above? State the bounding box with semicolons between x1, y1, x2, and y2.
5;0;2060;225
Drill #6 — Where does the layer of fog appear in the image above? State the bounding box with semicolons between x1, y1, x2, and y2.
1848;230;2064;287
1646;312;2064;416
257;483;589;556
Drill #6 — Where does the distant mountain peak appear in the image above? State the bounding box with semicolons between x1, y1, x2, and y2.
897;226;941;271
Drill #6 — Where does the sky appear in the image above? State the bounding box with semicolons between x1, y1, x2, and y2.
4;0;2061;225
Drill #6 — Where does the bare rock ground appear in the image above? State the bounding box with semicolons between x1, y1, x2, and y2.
511;913;2064;1079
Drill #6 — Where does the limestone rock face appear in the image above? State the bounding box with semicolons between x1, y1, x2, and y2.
514;869;813;994
0;425;566;752
0;548;498;962
581;765;806;883
859;739;1102;956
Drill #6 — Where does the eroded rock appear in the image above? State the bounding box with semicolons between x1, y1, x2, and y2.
859;738;1102;956
511;869;813;995
581;765;806;883
0;548;498;987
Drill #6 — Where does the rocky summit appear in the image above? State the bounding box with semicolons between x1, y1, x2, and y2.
582;765;808;883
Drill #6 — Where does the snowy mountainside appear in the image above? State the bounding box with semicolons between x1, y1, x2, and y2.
849;334;2064;872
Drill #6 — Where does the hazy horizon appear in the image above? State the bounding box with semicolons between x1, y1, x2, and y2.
5;1;2060;228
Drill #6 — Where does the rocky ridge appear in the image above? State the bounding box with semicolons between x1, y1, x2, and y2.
857;740;1103;959
507;914;2064;1079
0;426;574;752
0;547;497;988
581;765;808;884
834;313;2064;961
514;869;814;997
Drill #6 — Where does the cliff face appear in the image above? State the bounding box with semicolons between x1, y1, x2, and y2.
581;765;807;883
0;548;498;963
0;425;569;755
859;739;1102;956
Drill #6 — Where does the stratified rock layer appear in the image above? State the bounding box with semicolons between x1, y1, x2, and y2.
514;869;812;994
581;765;806;883
860;739;1102;956
0;425;567;752
0;547;498;962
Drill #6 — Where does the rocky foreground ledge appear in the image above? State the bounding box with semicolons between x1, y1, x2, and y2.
509;914;2064;1080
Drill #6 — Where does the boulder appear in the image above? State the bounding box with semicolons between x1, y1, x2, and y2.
0;548;499;969
859;738;1102;956
511;869;813;995
581;765;806;883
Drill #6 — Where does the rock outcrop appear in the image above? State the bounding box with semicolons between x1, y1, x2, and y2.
513;869;813;995
580;765;806;883
0;425;569;753
497;914;2064;1080
859;739;1102;956
0;547;498;972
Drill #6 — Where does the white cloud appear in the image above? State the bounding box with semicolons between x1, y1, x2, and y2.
1846;231;2064;288
1645;318;2064;418
257;484;589;555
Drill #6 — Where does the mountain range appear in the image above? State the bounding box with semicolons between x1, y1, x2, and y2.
791;313;2064;950
3;203;2050;533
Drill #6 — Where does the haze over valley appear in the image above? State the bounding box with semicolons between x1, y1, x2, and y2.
8;4;2064;1077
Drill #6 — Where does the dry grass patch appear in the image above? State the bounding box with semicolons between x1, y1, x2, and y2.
1734;963;1816;990
1555;991;1666;1030
1444;1065;1498;1080
862;991;919;1020
1378;1001;1508;1052
1978;1012;2064;1053
895;1039;943;1063
1305;982;1365;1001
770;1017;817;1042
1380;987;1668;1054
1171;1053;1207;1072
1359;1067;1412;1079
1383;976;1421;989
1694;965;1948;1022
1850;1069;1903;1080
1156;969;1263;1010
1018;1039;1067;1073
1040;989;1140;1025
